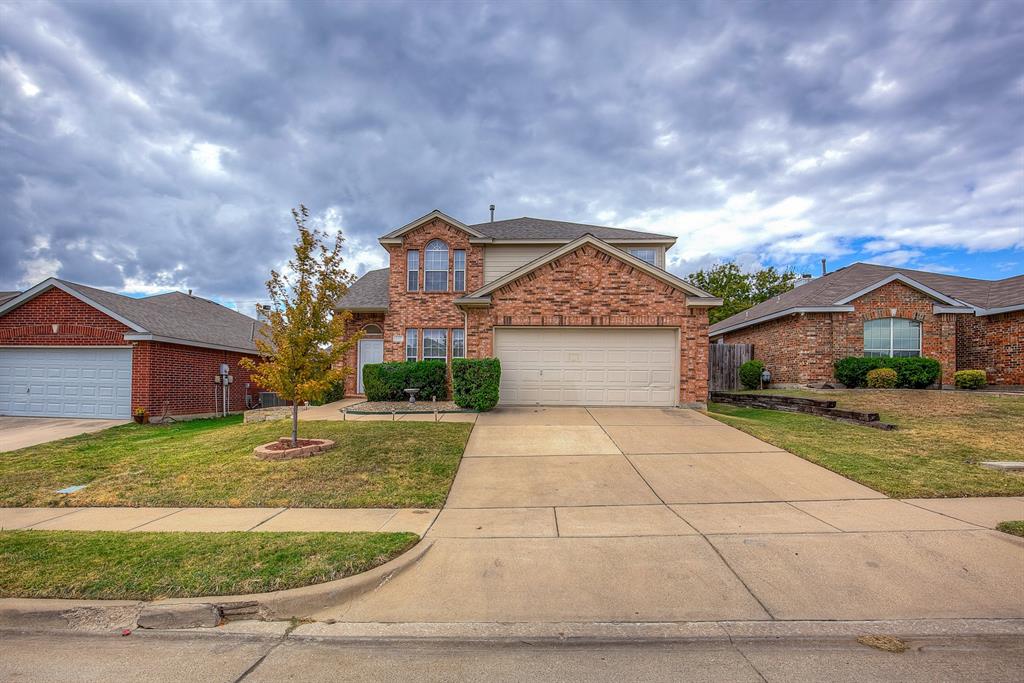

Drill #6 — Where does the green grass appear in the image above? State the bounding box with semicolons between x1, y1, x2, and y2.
996;521;1024;538
0;529;418;600
707;389;1024;498
0;416;470;508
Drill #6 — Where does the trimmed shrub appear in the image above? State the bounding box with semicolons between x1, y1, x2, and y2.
362;360;448;401
954;369;987;390
452;358;501;411
866;367;898;388
833;356;941;389
739;359;765;390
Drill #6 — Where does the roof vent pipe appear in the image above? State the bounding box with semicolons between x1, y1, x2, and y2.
820;258;827;277
489;204;495;222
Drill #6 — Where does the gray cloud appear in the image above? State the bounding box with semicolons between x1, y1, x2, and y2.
1;0;1021;309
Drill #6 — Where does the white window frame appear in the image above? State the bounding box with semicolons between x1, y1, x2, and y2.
423;329;447;360
453;249;466;292
405;328;418;361
424;240;449;292
407;250;419;291
864;318;921;358
452;328;465;358
628;247;658;266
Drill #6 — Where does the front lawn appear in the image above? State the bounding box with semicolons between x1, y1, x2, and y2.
0;417;470;508
708;389;1024;498
0;530;417;600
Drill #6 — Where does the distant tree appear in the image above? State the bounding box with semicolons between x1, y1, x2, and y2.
688;263;797;324
241;205;359;446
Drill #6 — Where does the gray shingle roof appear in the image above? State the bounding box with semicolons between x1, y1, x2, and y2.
55;280;262;352
335;268;390;310
710;263;1024;335
466;217;674;241
0;292;19;305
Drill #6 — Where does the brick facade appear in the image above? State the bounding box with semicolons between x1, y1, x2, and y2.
0;288;133;345
341;218;711;405
718;281;1023;386
0;287;262;418
956;311;1023;385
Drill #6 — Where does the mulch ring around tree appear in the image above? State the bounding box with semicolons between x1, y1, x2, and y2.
254;437;335;461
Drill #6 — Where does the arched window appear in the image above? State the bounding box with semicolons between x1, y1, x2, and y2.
362;324;383;337
864;318;921;357
424;240;449;291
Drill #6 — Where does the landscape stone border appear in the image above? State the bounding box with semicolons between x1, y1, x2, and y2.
253;438;334;461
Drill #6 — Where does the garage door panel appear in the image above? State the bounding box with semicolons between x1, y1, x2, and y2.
494;328;678;407
0;348;132;418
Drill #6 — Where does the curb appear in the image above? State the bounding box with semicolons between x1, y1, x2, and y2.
0;538;433;631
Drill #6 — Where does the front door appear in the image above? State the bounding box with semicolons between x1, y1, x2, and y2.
357;339;384;394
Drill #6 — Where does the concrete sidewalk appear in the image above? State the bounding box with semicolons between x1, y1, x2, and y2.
0;507;438;535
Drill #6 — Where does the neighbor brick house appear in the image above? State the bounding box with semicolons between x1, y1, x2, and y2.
336;210;721;406
0;278;265;420
709;263;1023;387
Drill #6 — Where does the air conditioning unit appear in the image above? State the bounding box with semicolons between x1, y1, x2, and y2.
259;392;287;408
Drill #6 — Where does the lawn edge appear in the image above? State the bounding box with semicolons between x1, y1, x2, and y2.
0;538;433;630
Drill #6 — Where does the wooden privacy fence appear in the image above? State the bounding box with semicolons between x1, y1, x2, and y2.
708;343;753;391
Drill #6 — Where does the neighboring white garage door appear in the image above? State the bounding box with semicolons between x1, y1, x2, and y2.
0;348;132;419
494;328;677;406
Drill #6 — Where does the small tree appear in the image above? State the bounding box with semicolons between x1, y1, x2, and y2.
241;205;359;446
687;263;797;324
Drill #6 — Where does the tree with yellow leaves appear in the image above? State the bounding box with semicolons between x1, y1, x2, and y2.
242;205;359;446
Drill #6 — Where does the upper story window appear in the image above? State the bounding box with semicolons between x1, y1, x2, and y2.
453;250;466;291
628;247;658;266
424;240;448;292
407;250;419;291
864;318;921;357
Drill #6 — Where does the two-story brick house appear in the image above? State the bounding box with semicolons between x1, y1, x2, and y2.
336;210;722;406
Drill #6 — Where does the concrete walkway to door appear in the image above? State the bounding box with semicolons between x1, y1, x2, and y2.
314;405;1024;624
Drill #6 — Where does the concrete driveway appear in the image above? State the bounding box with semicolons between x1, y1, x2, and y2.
315;406;1024;623
0;416;128;452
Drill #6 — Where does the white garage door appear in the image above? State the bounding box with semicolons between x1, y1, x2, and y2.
494;328;678;406
0;348;132;419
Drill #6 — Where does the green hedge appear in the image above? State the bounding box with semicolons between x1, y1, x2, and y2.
739;359;765;390
954;369;987;390
833;356;941;388
452;358;501;411
362;361;448;401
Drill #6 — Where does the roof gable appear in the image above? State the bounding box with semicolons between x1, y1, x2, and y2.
833;273;964;306
0;278;149;332
379;210;486;242
0;278;262;353
459;234;719;304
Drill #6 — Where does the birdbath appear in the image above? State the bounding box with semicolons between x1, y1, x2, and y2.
404;388;420;404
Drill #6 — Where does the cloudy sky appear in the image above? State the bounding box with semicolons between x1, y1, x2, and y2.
1;0;1022;312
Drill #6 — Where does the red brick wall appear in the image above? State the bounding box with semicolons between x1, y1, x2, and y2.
720;281;959;385
467;244;710;404
719;313;835;384
0;288;132;345
132;341;261;418
956;311;1023;385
